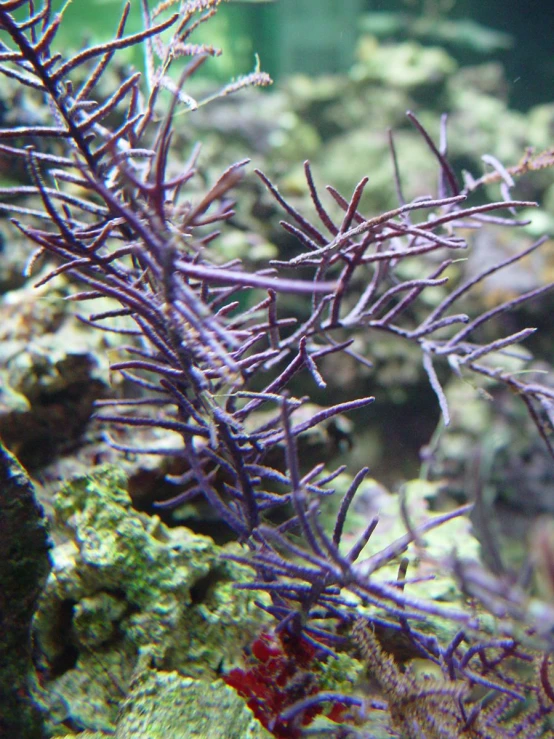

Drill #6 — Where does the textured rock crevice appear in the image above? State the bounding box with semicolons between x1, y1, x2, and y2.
0;443;51;738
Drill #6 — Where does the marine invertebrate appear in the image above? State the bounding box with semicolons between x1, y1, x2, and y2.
351;616;554;739
2;0;554;736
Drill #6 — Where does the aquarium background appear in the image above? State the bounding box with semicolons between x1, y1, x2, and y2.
3;0;554;488
2;0;552;488
49;0;554;110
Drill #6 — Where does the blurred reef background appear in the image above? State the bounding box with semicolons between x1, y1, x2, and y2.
46;0;554;109
4;0;551;489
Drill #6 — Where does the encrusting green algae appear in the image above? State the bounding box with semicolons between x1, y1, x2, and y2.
54;672;273;739
33;465;270;736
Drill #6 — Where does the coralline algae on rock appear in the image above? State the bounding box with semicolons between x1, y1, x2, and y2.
54;671;272;739
34;465;265;735
115;671;273;739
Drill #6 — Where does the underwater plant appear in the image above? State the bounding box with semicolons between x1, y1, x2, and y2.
2;0;554;736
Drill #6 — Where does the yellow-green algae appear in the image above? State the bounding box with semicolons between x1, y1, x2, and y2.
54;671;272;739
34;465;267;735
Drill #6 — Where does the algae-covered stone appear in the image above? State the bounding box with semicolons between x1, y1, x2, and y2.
34;465;266;736
352;37;457;91
54;733;111;739
115;671;272;739
315;650;364;696
52;673;272;739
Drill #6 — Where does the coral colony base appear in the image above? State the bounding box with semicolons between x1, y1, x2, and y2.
1;0;554;737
